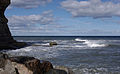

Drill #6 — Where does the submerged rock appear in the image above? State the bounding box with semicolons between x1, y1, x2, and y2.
49;42;57;46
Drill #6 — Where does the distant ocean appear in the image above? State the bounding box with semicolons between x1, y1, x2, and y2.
5;36;120;74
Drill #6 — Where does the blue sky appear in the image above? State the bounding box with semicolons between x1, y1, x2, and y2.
5;0;120;36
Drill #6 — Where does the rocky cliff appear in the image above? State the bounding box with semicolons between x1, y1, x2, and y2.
0;0;26;49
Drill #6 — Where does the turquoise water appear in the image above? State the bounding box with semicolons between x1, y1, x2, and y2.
5;36;120;74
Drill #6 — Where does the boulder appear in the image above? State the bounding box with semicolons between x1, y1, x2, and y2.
45;69;67;74
54;66;74;74
0;53;74;74
0;53;53;74
49;42;57;46
0;53;17;74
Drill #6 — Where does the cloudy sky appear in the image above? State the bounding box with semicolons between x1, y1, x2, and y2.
6;0;120;36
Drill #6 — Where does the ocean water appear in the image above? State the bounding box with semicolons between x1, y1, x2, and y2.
5;36;120;74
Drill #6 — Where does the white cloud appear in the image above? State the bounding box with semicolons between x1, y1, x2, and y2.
7;10;67;36
8;10;55;33
10;0;52;9
61;0;120;18
8;10;54;26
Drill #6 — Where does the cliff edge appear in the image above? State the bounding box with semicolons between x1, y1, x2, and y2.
0;0;26;49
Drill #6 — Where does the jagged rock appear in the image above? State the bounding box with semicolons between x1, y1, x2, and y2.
0;53;74;74
0;53;53;74
10;57;53;74
0;0;27;49
49;42;57;46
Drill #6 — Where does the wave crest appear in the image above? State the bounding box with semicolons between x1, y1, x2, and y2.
75;38;107;48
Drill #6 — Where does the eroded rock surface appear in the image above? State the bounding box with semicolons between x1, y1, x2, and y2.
0;53;74;74
0;53;53;74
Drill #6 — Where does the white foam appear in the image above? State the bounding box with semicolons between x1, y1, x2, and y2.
87;43;106;48
7;45;60;59
75;38;87;42
32;43;49;46
74;45;85;48
73;67;108;74
75;38;107;48
11;47;32;52
40;43;49;46
84;40;106;48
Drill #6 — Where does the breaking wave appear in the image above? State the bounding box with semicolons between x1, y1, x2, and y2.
6;37;120;74
75;38;107;48
32;43;50;46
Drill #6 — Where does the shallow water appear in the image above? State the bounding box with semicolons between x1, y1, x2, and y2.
5;36;120;74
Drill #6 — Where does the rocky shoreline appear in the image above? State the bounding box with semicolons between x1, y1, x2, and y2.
0;0;74;73
0;53;74;74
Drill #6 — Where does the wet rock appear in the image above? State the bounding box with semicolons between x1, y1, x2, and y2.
0;0;27;49
49;42;57;46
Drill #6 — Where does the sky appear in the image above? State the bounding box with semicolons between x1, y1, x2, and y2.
5;0;120;36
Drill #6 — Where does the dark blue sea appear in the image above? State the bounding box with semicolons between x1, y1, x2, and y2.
6;36;120;74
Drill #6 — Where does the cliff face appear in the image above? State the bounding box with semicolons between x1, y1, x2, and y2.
0;0;26;49
0;0;13;41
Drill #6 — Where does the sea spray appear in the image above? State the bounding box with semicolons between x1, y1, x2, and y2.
75;38;107;48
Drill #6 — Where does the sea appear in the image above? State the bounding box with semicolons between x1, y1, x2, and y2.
4;36;120;74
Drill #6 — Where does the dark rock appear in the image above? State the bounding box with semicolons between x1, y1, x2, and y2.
40;61;54;73
0;0;27;49
0;53;74;74
49;42;57;46
0;53;53;74
0;53;9;68
9;56;35;64
9;56;54;74
45;69;67;74
53;66;75;74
